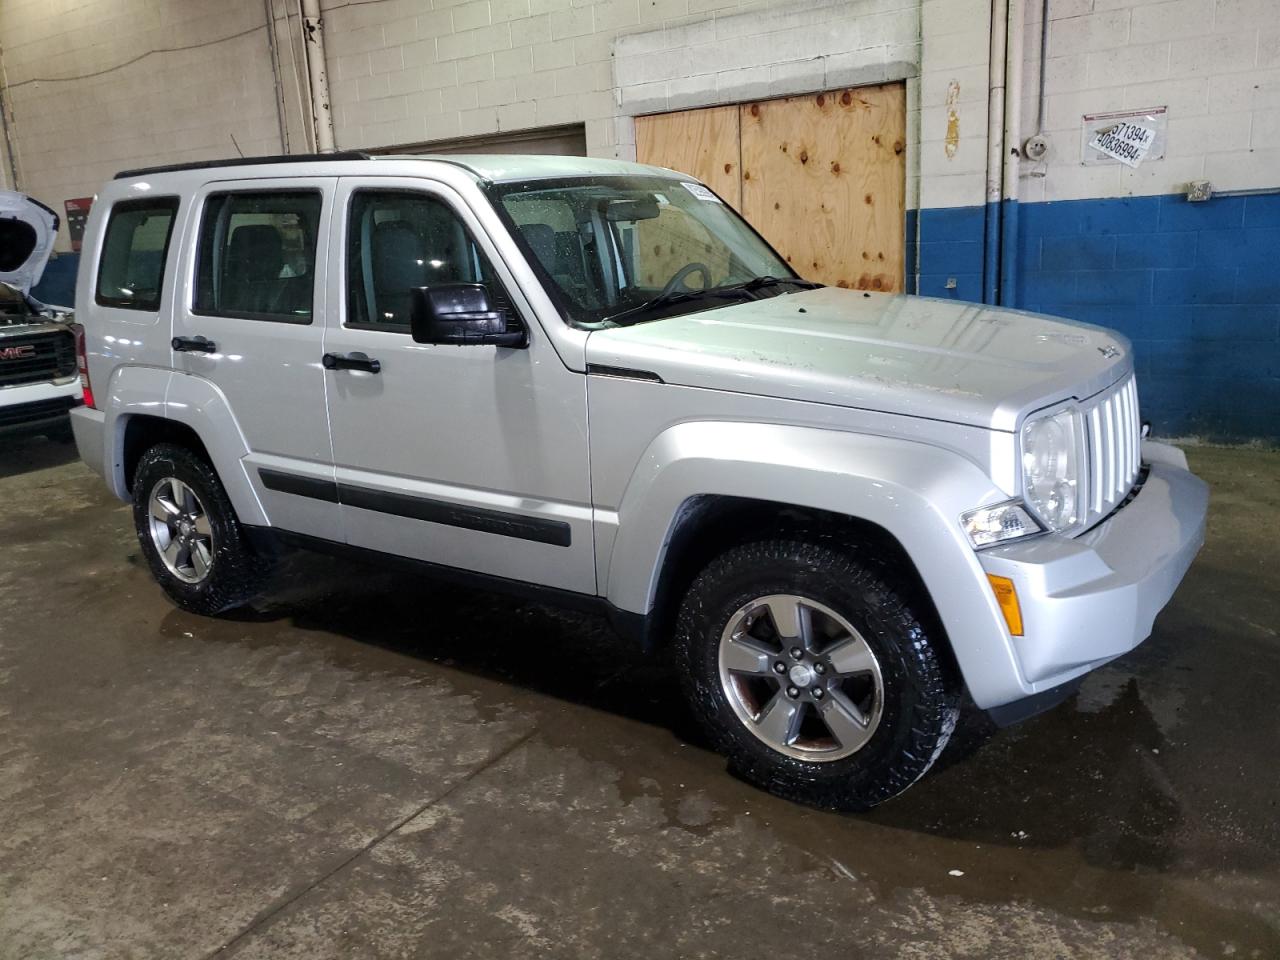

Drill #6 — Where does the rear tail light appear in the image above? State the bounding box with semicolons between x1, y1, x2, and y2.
71;322;96;409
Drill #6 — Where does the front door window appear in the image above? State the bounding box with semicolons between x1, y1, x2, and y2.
344;190;511;331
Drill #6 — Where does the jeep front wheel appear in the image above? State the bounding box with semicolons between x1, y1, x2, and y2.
674;539;959;811
132;443;269;616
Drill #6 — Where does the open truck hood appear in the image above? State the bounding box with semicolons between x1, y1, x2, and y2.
585;287;1132;432
0;191;58;295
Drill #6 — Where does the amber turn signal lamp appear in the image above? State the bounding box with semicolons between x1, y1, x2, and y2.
987;574;1024;636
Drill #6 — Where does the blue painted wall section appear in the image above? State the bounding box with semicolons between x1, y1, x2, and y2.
32;251;79;309
913;192;1280;442
915;205;986;303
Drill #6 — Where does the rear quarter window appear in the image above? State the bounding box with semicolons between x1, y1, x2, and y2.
95;198;180;311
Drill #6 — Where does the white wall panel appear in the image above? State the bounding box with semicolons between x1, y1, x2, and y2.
1017;0;1280;201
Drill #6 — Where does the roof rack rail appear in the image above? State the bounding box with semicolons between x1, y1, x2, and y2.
114;151;373;180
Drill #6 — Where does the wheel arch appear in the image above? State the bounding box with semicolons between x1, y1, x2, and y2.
642;496;947;662
105;368;265;526
601;421;1027;708
121;416;211;493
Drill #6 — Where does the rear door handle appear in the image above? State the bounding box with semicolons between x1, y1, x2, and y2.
323;351;381;374
172;336;217;354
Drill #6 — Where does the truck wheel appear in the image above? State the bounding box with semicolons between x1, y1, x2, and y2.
131;443;269;616
674;539;959;810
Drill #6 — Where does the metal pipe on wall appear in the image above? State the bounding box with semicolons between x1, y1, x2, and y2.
264;0;291;154
299;0;335;153
982;0;1009;304
1034;0;1050;137
0;42;19;191
0;86;17;191
998;0;1026;306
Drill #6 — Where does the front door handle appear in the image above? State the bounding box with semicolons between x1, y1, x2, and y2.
323;351;381;374
172;335;217;354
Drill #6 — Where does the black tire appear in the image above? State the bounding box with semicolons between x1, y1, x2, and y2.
674;539;959;811
131;443;269;616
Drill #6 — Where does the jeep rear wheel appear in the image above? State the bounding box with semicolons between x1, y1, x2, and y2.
675;539;959;811
132;443;269;615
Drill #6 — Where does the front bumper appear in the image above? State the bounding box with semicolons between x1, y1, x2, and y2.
0;377;81;439
977;440;1208;708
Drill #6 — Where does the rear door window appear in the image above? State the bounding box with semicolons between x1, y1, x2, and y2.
194;191;322;323
95;197;180;311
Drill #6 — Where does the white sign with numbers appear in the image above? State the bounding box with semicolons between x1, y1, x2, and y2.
1089;122;1156;167
1081;106;1167;167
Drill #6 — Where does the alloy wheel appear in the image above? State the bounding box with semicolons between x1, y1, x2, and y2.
147;476;214;584
717;594;885;762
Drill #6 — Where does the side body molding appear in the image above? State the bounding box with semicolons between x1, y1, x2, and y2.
600;421;1026;708
103;366;267;527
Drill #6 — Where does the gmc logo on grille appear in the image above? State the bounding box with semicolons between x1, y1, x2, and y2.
0;345;36;361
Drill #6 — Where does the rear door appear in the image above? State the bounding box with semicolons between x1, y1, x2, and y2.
171;177;341;540
319;175;595;594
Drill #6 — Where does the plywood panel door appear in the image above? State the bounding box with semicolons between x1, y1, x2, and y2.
635;106;742;208
740;84;906;291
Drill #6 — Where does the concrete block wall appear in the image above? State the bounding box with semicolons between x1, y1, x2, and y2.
1012;0;1279;440
322;0;616;152
611;0;919;125
323;0;619;160
911;0;995;302
0;0;978;249
1016;192;1280;438
914;0;1280;440
324;0;992;212
1016;0;1279;201
1;0;1274;438
0;0;294;248
321;0;945;171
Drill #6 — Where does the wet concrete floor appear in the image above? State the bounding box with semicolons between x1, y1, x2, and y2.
0;438;1276;958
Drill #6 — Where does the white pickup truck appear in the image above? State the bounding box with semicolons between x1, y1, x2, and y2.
0;191;82;444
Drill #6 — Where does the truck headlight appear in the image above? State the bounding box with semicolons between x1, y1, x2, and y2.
1021;407;1084;532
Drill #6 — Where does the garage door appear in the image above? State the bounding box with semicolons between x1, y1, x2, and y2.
635;84;906;292
377;124;587;157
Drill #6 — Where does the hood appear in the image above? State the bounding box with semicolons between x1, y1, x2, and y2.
586;288;1133;432
0;191;58;294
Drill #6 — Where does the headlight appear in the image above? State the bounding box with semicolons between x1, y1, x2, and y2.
1021;406;1085;532
962;501;1044;548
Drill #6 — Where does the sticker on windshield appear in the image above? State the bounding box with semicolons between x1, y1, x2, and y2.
680;182;723;203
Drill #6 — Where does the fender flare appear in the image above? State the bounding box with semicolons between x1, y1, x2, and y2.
601;421;1026;708
104;366;267;526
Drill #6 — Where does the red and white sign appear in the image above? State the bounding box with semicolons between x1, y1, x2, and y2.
64;197;93;252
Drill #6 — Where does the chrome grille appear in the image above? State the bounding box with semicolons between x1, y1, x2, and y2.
1084;374;1141;525
0;330;76;388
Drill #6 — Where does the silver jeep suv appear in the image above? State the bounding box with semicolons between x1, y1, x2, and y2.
71;154;1208;809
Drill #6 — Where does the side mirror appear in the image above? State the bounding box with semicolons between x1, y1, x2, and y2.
409;283;526;347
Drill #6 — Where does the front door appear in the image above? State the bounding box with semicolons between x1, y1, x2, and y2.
171;177;341;540
321;176;595;595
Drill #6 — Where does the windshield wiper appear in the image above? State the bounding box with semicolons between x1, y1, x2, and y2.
602;286;755;327
729;275;824;294
601;276;821;327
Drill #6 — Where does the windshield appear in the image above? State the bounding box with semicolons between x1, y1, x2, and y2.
486;175;797;327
